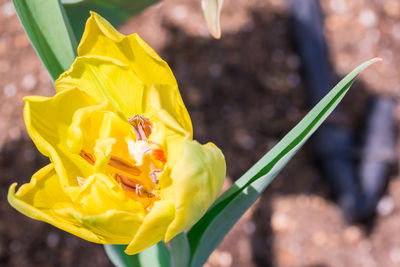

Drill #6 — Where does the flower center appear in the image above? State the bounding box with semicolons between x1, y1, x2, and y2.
79;115;166;211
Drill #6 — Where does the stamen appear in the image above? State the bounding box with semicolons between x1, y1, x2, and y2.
150;169;162;185
115;173;157;198
109;155;141;176
129;115;153;141
78;113;166;207
77;176;85;186
80;150;141;176
80;151;95;165
135;184;143;196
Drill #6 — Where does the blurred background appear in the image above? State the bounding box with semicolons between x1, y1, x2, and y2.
1;0;400;266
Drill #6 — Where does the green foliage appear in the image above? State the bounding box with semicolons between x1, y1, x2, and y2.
12;0;77;81
105;245;141;267
138;242;171;267
170;233;190;267
105;242;171;267
187;58;380;267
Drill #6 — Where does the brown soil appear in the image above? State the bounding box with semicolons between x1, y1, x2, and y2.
1;0;400;266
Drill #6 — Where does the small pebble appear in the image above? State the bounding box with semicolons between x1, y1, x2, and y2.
390;248;400;263
271;211;290;232
242;221;256;234
171;5;188;22
330;0;347;13
23;148;36;162
9;126;21;140
21;74;37;91
286;73;301;87
4;83;17;98
376;195;394;217
209;63;222;78
286;55;301;70
9;240;21;253
1;2;15;17
343;226;362;244
214;250;232;267
359;9;377;28
46;232;60;248
234;129;255;149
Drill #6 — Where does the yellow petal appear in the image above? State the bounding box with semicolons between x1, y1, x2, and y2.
8;164;103;243
9;164;145;244
24;88;99;187
66;99;111;154
144;83;193;139
163;138;226;241
73;173;143;214
68;104;134;166
58;174;145;244
125;200;175;255
56;56;145;118
78;11;176;87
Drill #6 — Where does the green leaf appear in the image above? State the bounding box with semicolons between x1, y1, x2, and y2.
105;242;171;267
13;0;77;81
138;242;171;267
170;233;190;267
105;245;141;267
61;0;160;42
187;58;381;267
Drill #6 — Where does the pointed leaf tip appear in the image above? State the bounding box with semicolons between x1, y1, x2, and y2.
187;58;381;267
201;0;224;39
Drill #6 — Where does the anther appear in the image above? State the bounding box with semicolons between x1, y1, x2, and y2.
109;155;141;176
129;115;153;141
114;173;156;198
80;150;141;176
80;151;95;165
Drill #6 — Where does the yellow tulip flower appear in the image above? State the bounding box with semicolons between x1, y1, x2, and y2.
8;12;226;255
